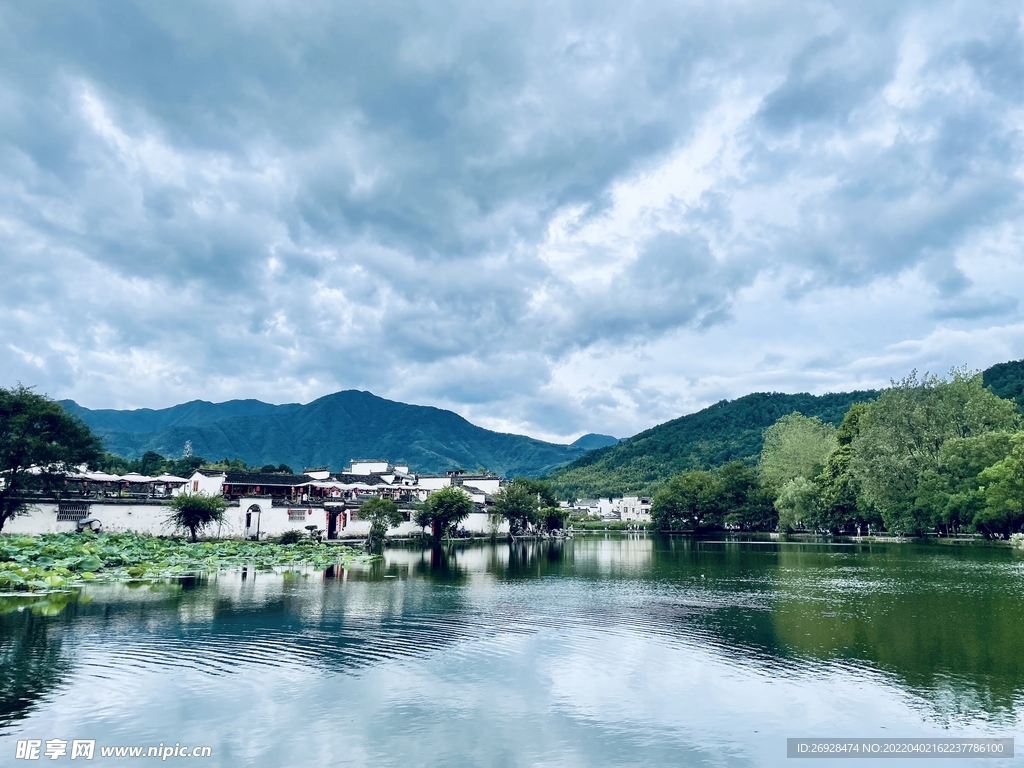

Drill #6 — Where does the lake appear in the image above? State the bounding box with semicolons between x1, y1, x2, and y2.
2;535;1023;766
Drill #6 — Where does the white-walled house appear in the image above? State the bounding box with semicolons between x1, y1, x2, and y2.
185;469;227;496
617;496;652;522
347;460;389;475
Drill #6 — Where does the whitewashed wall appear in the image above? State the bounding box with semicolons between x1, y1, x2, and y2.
3;498;508;539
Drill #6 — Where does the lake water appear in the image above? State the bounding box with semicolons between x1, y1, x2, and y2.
2;535;1023;766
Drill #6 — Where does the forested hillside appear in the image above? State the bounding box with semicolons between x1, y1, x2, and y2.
60;390;593;479
982;360;1024;411
548;359;1024;499
546;391;879;498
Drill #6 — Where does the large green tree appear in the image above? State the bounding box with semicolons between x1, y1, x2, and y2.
811;403;879;534
414;485;474;541
360;497;405;549
915;431;1014;535
759;413;837;493
651;471;723;531
492;479;542;537
0;386;102;533
718;461;775;531
976;432;1024;537
851;369;1019;534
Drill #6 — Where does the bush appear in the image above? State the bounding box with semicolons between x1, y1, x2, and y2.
278;529;303;544
167;493;227;541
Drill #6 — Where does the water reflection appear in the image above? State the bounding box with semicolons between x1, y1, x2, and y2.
2;536;1023;760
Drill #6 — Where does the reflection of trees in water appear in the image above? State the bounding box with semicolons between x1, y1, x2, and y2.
3;540;1022;727
647;538;1024;721
768;544;1024;720
496;539;569;579
0;595;77;728
412;545;468;584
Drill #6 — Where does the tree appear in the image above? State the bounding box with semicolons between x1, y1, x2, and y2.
812;403;879;534
492;479;541;537
360;497;405;549
167;492;227;541
509;477;557;507
915;431;1013;535
0;386;102;533
718;461;776;531
775;476;818;531
543;506;570;530
759;413;837;493
138;451;167;477
414;486;474;541
651;471;723;531
851;369;1019;534
977;432;1024;537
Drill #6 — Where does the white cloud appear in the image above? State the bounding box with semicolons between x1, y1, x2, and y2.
2;0;1024;441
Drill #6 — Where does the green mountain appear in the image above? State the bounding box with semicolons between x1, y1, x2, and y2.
569;433;620;451
546;391;879;498
981;359;1024;411
547;359;1024;499
59;390;595;479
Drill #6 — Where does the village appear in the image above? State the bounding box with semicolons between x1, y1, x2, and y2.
5;459;651;540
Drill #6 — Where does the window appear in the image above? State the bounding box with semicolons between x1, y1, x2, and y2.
56;503;90;522
288;509;308;521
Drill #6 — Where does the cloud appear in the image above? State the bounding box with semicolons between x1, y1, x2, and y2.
1;0;1024;443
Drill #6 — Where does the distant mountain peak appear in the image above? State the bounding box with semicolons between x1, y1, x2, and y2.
569;433;620;450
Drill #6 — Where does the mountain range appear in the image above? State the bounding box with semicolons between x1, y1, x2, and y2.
61;358;1024;495
544;359;1024;498
59;391;619;478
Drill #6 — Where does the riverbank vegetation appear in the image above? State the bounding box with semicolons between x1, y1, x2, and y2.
652;368;1024;538
0;386;102;534
0;532;369;592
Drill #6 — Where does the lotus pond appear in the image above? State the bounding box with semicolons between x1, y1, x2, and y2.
0;532;368;591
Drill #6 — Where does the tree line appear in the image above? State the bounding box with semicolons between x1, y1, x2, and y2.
652;369;1024;537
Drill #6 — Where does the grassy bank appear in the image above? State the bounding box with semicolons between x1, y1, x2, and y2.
0;532;371;592
572;520;651;531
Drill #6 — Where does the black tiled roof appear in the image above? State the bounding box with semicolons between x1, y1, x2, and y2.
331;473;389;485
223;472;312;486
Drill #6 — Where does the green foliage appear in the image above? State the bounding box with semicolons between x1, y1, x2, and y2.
651;471;723;531
717;461;776;531
758;413;837;493
543;506;571;530
167;493;227;541
851;369;1019;534
547;391;877;498
94;451;206;478
0;386;102;532
278;529;303;544
977;432;1024;537
0;532;368;591
509;477;557;507
812;404;879;533
775;476;818;531
983;359;1024;413
492;479;542;534
414;486;474;541
652;462;776;532
259;463;294;474
914;432;1014;534
360;497;405;546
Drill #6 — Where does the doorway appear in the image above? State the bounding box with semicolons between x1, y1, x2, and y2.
244;504;261;539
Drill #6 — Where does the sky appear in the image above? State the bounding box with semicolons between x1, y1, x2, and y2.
2;1;1024;444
